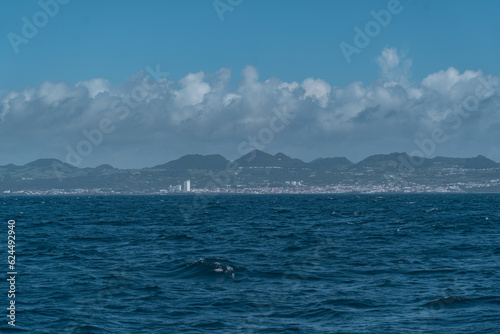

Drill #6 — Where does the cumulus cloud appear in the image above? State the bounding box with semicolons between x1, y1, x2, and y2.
421;67;481;96
1;48;500;167
174;72;211;108
76;78;110;99
301;78;331;108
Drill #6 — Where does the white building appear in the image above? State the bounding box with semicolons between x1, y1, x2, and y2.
169;185;182;192
183;180;191;192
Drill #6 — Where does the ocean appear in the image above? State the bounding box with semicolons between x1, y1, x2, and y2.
2;194;499;333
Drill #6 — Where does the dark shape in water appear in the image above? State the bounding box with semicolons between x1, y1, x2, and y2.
424;296;470;309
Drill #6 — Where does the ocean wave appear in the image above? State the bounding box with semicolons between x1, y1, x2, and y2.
174;258;238;279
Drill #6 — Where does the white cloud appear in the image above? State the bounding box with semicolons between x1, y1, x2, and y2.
37;81;74;105
76;78;110;99
278;81;299;91
1;48;500;167
174;72;211;108
222;93;241;107
301;78;331;108
421;67;481;96
377;47;412;84
377;47;400;73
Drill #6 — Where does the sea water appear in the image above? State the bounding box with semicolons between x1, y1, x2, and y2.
2;194;499;333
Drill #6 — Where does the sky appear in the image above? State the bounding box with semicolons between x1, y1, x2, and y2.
1;0;500;168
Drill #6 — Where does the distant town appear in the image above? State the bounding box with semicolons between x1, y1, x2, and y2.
2;150;500;196
4;177;500;196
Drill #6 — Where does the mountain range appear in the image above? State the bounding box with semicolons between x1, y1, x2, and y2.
152;150;498;171
1;151;499;193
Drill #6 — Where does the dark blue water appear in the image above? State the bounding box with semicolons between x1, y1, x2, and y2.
1;194;499;333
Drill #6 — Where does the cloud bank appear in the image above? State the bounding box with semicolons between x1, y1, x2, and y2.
1;47;500;168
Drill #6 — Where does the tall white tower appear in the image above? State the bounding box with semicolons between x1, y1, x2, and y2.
183;180;191;192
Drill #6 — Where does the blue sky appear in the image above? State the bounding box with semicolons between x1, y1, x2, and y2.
2;0;500;167
3;0;500;89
